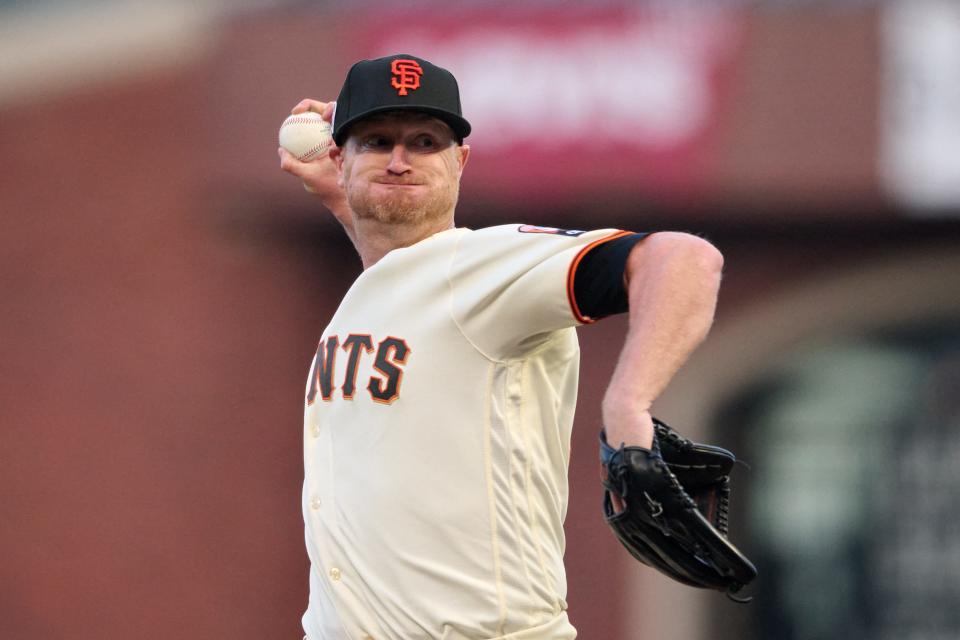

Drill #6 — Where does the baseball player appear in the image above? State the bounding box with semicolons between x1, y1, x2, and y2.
278;54;724;639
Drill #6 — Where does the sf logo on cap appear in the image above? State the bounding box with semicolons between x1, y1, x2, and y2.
391;59;423;96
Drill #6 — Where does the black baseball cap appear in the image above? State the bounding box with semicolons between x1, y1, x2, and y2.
332;54;472;146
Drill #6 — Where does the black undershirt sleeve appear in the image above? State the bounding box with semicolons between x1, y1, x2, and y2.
573;232;649;320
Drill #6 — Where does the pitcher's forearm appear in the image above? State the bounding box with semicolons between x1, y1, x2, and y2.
602;232;723;448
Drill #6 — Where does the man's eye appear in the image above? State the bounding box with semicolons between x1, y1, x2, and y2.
363;136;390;149
412;135;436;149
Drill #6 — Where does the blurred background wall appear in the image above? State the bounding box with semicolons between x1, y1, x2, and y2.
2;1;959;639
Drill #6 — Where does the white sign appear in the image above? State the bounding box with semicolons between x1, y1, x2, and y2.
881;0;960;212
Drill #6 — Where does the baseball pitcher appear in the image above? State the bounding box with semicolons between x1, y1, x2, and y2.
279;54;755;640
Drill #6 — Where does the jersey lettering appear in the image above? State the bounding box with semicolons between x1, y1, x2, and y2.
306;334;410;404
341;334;374;399
368;337;411;404
306;335;339;404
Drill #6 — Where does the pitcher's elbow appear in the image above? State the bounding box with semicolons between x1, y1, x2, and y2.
633;232;724;277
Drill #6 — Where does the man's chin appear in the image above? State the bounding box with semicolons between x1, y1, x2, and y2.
349;186;456;226
357;199;428;225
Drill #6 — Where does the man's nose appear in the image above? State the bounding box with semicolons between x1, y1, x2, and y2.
385;144;411;174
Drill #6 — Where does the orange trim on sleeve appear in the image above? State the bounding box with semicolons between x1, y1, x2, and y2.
566;230;635;324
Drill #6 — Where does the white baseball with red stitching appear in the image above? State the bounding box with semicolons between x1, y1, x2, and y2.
279;112;332;161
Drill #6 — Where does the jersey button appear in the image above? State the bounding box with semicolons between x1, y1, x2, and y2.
329;567;341;581
310;424;321;438
310;496;321;510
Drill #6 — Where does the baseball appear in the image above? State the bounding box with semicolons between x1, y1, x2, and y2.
279;111;333;161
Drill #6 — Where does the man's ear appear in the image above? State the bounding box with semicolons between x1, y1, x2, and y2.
329;145;346;186
329;145;343;166
456;144;470;175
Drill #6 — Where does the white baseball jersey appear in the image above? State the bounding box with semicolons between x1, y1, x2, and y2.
302;224;631;640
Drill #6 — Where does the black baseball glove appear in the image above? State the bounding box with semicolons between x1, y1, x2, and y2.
599;418;757;599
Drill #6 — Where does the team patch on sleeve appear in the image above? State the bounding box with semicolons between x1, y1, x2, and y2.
517;224;587;237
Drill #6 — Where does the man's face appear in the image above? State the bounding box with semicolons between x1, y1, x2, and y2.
331;112;470;227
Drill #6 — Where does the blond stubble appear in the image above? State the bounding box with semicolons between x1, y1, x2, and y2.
347;178;459;227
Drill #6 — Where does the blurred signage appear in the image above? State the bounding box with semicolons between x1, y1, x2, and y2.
342;7;744;203
881;0;960;214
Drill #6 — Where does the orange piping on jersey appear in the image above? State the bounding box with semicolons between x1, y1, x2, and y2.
566;230;634;324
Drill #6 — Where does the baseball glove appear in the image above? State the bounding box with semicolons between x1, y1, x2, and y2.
599;418;757;600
